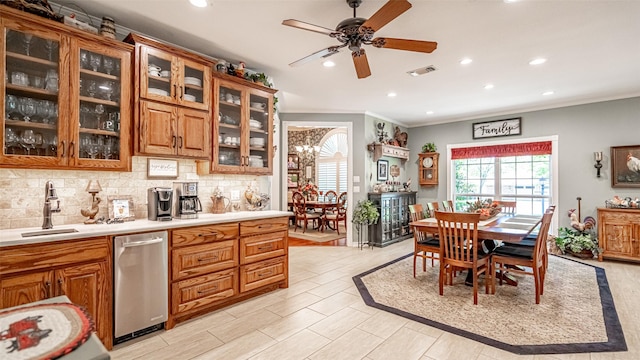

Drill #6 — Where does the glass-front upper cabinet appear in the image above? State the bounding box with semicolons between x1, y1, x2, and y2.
2;26;65;167
212;76;276;175
137;44;210;111
2;10;132;170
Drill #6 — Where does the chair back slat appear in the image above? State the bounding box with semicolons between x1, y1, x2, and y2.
494;200;517;215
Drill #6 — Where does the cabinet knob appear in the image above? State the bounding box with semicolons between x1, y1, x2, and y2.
44;280;52;298
57;278;64;294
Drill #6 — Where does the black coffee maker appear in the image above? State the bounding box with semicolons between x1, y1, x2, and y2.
147;187;173;221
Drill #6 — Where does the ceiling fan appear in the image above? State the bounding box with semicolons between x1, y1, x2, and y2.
282;0;437;79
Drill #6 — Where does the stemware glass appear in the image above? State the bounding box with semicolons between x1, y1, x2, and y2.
102;57;114;75
44;39;57;61
34;133;44;156
86;80;97;97
100;81;114;101
21;129;36;155
5;95;18;120
80;50;89;69
48;135;58;157
20;98;37;122
4;128;18;154
89;53;102;72
22;33;33;56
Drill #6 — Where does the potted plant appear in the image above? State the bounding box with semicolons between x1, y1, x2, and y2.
352;200;380;247
555;227;601;259
422;142;437;153
245;72;273;88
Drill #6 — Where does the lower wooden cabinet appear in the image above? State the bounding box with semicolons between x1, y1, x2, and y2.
597;208;640;262
0;237;112;349
168;217;288;328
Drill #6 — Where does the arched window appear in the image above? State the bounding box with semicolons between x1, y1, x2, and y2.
317;129;348;194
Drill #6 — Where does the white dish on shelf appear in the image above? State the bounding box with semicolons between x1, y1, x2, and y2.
250;102;265;109
249;120;262;129
183;94;196;102
250;138;265;146
148;88;169;96
184;77;202;87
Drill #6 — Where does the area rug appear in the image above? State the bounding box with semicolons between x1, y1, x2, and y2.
288;224;346;242
353;254;627;355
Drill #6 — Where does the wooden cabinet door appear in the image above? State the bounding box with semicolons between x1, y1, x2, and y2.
246;87;273;174
0;271;53;309
56;261;112;349
177;107;209;158
177;57;210;111
139;100;177;156
139;46;176;104
601;220;634;257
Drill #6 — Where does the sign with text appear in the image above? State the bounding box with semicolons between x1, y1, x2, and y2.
147;158;179;179
472;118;521;139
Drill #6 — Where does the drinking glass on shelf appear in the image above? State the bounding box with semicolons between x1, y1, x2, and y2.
34;133;44;156
100;81;114;101
102;57;114;75
4;128;19;154
20;98;37;122
21;129;36;155
22;33;33;56
44;39;57;61
80;50;89;69
86;80;97;97
45;69;58;92
47;135;58;157
5;95;18;120
89;53;102;72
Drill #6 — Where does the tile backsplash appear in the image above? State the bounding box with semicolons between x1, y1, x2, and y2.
0;156;270;229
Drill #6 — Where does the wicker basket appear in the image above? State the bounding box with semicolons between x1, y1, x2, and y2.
1;0;63;21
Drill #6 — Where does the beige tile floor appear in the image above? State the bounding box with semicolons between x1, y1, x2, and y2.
110;240;640;360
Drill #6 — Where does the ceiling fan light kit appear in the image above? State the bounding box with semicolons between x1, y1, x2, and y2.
282;0;438;79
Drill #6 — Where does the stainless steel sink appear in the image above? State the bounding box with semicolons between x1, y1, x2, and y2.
21;228;79;237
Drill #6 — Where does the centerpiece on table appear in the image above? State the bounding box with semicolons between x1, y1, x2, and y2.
299;181;319;201
465;197;501;220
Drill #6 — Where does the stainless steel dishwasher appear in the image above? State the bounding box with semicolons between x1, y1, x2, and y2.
114;231;168;344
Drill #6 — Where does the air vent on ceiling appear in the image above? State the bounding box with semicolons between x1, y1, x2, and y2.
407;65;437;76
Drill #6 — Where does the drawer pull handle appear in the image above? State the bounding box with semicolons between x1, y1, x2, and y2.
197;256;219;262
258;270;274;277
258;224;272;229
198;232;219;238
258;245;273;251
197;286;219;295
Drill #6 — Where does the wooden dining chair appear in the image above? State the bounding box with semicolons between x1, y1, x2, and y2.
409;204;440;277
442;200;454;212
491;210;554;304
508;205;556;270
426;201;440;217
292;191;321;233
435;211;491;304
494;200;517;215
323;192;347;234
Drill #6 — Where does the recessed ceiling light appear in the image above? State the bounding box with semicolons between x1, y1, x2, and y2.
322;60;335;67
542;91;555;96
189;0;208;8
484;84;494;90
504;0;519;3
426;111;434;115
460;58;472;65
529;58;547;65
387;92;397;97
409;71;418;77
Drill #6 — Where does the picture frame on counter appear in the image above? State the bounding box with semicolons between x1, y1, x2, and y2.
147;158;179;179
108;195;135;221
611;144;640;188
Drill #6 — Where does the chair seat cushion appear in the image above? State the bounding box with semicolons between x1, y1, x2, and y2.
418;237;440;247
494;244;534;259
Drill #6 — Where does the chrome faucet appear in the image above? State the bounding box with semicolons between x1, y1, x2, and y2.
42;181;61;229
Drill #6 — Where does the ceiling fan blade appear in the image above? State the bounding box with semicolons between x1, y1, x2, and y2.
352;49;371;79
372;37;438;53
282;19;338;36
360;0;412;34
289;46;342;67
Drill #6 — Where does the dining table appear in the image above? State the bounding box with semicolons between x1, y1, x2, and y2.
410;213;543;286
288;200;339;230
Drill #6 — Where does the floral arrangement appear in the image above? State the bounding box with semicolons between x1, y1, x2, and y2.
298;181;318;197
465;197;501;219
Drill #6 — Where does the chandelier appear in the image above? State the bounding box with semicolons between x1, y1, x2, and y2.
295;136;320;167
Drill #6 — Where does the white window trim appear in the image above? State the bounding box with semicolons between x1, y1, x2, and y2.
446;135;559;233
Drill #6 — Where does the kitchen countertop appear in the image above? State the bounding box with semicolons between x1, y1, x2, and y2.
2;210;292;247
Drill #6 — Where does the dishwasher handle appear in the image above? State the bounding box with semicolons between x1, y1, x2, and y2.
122;237;164;248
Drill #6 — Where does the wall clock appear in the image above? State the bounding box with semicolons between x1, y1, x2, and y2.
418;152;439;185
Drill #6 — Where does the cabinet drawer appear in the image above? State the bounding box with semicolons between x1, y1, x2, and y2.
0;237;109;276
240;217;288;236
240;231;286;265
172;240;237;281
172;268;237;314
172;223;238;247
240;257;287;293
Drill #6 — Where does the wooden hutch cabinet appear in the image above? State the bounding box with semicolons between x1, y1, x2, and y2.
1;6;132;171
597;208;640;262
205;73;276;175
125;33;211;158
368;192;416;247
0;237;113;349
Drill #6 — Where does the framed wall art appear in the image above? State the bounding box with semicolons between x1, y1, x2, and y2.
287;172;300;188
147;158;179;179
107;195;135;221
287;154;299;169
611;145;640;188
472;117;521;139
377;159;389;181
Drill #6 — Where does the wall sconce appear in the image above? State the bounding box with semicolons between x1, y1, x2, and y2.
594;152;603;178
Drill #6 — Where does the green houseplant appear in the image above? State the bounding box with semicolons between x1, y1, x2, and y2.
352;200;380;248
422;142;437;153
555;227;601;258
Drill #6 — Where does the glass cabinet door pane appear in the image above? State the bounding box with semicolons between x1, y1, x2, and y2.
146;53;172;100
218;86;241;166
183;64;204;105
248;93;269;169
4;29;60;158
78;48;122;160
